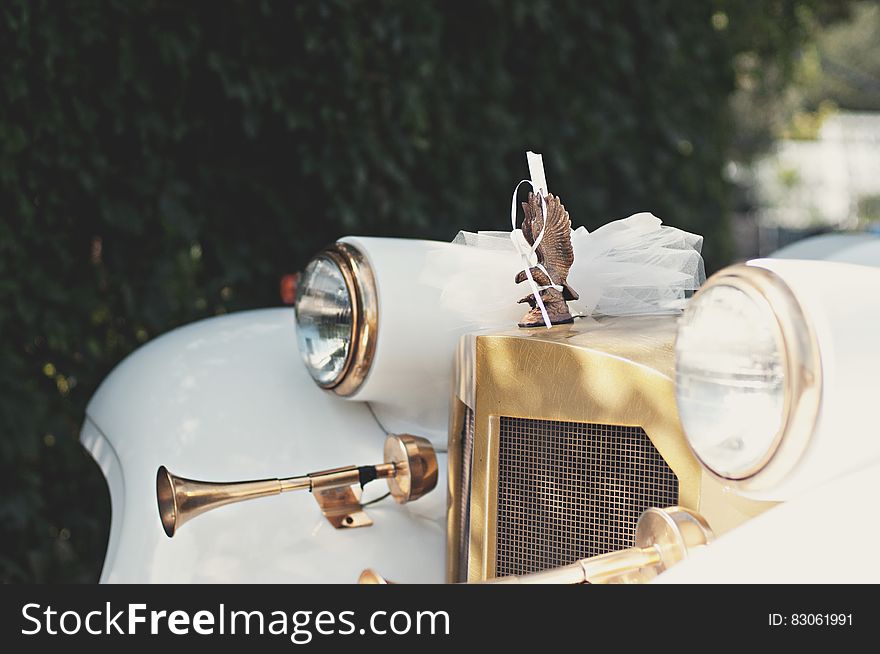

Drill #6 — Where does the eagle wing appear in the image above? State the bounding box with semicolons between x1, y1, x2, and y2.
534;193;574;283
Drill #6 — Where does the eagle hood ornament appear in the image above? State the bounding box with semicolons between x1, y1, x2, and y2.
419;150;704;331
514;191;578;328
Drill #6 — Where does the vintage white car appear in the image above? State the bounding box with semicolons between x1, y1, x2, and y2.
79;229;880;583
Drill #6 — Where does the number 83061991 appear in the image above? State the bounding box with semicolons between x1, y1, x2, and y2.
769;613;853;627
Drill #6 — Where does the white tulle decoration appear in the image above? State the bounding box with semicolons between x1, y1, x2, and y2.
420;212;705;329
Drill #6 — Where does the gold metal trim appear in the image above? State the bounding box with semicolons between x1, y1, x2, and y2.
466;317;703;581
317;242;379;397
676;264;823;491
446;398;467;583
446;334;476;581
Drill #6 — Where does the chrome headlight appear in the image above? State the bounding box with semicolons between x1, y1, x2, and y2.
294;242;378;396
675;263;821;489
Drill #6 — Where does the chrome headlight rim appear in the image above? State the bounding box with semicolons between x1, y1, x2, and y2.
675;263;822;491
299;242;378;396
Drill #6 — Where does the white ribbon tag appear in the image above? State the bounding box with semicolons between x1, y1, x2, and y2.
527;151;548;197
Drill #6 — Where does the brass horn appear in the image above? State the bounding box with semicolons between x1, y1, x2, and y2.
359;506;713;584
157;433;437;537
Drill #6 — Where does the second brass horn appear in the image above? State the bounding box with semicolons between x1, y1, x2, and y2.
359;507;713;584
156;433;437;537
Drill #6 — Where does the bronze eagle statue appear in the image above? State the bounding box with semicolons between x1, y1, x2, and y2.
514;192;578;327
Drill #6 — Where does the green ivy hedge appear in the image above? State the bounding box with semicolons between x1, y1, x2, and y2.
0;0;812;582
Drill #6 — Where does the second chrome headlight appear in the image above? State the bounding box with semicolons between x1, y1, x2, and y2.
674;263;821;489
294;242;378;396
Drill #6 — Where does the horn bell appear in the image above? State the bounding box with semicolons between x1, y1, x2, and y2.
156;466;284;537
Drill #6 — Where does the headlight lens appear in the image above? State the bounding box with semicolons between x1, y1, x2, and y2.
674;263;821;488
294;242;378;395
675;283;785;478
295;255;354;386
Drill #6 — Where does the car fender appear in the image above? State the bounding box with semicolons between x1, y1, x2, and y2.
654;461;880;583
81;307;446;583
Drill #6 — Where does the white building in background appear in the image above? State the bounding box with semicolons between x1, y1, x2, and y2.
752;111;880;229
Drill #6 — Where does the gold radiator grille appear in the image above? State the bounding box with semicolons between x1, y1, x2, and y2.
495;416;679;577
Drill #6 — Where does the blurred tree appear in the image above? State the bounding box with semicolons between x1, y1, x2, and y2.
0;0;836;582
800;1;880;111
721;0;856;160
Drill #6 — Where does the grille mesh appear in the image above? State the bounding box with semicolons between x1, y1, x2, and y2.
456;406;475;582
495;416;678;577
